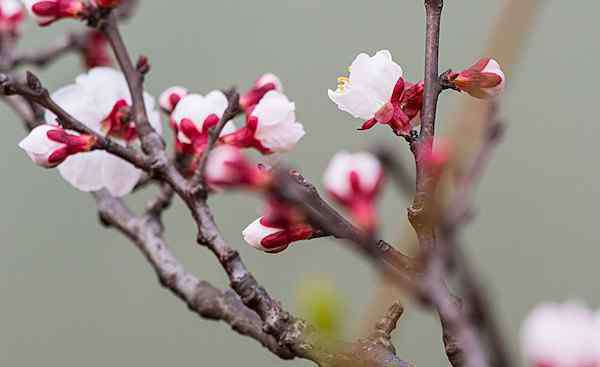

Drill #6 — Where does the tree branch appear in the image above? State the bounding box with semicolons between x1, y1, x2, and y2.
0;71;151;170
191;89;241;196
100;13;166;163
93;190;294;359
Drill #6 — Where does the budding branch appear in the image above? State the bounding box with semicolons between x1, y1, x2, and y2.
2;1;515;367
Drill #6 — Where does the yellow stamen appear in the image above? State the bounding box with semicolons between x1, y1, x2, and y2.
337;76;350;92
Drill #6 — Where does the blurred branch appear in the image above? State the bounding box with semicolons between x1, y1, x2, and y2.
373;146;415;198
12;32;88;68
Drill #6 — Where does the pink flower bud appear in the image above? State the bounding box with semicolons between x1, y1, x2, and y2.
449;58;506;99
240;73;283;111
171;91;236;148
242;217;313;254
18;124;96;168
521;302;600;367
0;0;24;34
159;86;188;113
205;145;271;190
221;91;305;154
23;0;85;26
323;151;384;232
93;0;120;8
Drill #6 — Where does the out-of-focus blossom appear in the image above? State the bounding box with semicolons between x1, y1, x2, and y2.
204;145;271;190
0;0;24;33
418;137;452;174
81;30;111;69
521;302;600;367
323;151;384;232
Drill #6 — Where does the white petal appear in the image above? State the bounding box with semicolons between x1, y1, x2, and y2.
349;50;403;103
46;84;105;133
256;121;305;153
101;154;142;197
251;91;294;127
328;86;381;120
242;218;282;251
76;67;130;114
18;125;59;155
58;150;107;192
329;50;403;120
251;91;304;152
204;90;229;114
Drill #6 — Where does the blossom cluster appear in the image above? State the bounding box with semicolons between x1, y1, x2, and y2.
16;3;506;254
328;50;505;136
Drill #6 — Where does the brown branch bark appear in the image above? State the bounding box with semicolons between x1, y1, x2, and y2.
100;13;166;163
93;190;295;359
191;89;242;196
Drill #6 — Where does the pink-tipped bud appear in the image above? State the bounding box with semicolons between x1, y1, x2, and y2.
159;86;188;113
25;0;85;26
0;0;24;34
205;145;271;190
242;217;313;254
323;151;384;232
18;124;96;168
240;73;283;111
449;58;506;99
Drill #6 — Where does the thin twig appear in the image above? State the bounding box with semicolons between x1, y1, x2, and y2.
190;90;241;196
100;13;165;162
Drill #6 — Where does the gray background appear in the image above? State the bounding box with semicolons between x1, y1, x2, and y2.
1;1;598;366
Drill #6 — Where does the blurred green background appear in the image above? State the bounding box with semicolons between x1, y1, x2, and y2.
2;1;599;366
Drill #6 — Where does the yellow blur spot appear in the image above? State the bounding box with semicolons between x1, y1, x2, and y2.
296;275;346;342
